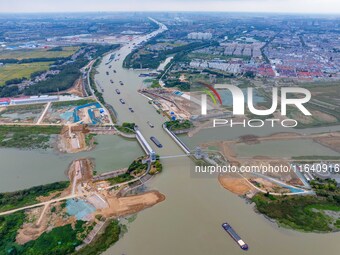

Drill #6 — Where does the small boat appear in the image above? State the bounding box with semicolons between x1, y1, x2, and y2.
147;121;154;128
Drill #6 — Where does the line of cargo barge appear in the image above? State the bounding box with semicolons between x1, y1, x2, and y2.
222;223;248;250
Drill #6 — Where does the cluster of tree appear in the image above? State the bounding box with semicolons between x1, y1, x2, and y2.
149;160;163;175
90;44;120;58
253;175;340;232
0;85;19;97
24;62;82;95
123;48;139;68
252;194;337;232
2;44;120;97
311;179;338;192
164;80;190;91
74;220;121;255
107;173;134;185
0;181;69;212
165;120;193;131
5;77;26;85
2;219;86;255
127;158;148;174
158;42;219;91
116;122;136;134
125;41;216;69
0;212;25;253
22;221;85;254
201;68;235;78
89;59;105;104
0;57;69;64
243;71;256;78
30;70;46;79
311;179;340;204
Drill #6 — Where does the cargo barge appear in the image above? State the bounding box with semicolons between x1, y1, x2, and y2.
150;136;163;148
222;223;248;250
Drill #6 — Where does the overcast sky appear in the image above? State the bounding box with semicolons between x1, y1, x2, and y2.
1;0;340;14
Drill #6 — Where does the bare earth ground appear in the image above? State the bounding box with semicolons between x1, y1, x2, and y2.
0;104;45;124
202;131;340;193
314;135;340;153
66;77;85;97
290;109;337;125
57;125;92;153
16;202;76;245
218;173;255;195
97;191;165;218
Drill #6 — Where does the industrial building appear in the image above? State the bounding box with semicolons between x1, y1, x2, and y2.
0;98;10;106
10;95;59;105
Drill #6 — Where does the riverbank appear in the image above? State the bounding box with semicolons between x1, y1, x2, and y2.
218;173;256;196
252;192;340;233
97;191;165;218
0;125;62;149
202;129;340;233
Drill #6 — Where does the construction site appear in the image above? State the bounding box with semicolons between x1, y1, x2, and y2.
57;125;92;153
0;98;112;126
57;124;119;153
140;88;195;120
0;103;46;124
43;100;111;125
14;158;165;246
200;131;340;197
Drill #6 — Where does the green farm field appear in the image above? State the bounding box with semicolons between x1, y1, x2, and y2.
0;46;80;60
0;62;52;86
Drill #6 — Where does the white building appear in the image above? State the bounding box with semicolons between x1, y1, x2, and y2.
187;32;212;40
11;95;59;105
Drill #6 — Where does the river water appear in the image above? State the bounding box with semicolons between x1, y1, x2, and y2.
0;135;143;192
92;22;340;255
233;139;340;158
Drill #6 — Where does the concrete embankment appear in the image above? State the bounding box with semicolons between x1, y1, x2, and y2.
162;124;190;154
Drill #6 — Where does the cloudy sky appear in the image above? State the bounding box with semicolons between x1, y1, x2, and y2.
1;0;339;14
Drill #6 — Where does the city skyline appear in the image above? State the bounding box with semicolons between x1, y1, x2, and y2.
1;0;340;14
